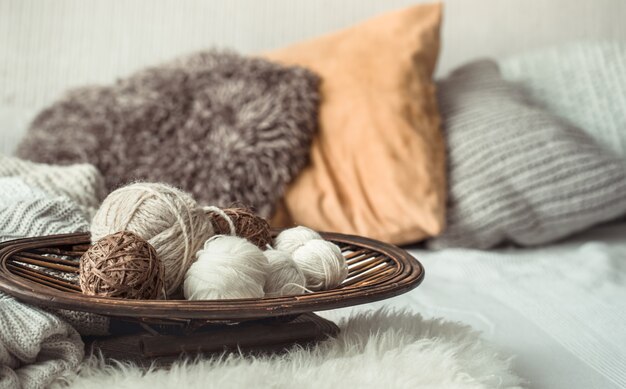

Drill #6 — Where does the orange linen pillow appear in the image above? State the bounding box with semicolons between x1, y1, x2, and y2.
265;3;445;245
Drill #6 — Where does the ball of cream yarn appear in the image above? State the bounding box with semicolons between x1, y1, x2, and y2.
275;226;348;291
184;235;268;300
292;239;348;291
91;182;215;297
264;249;306;297
274;226;321;254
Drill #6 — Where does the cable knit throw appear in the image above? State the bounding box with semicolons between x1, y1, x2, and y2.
0;156;105;221
0;155;110;389
16;50;320;218
0;294;83;389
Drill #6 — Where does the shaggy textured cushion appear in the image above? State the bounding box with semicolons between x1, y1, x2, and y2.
429;60;626;249
265;4;446;245
500;42;626;159
16;50;320;218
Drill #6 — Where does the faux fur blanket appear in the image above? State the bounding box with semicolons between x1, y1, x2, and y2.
59;309;524;389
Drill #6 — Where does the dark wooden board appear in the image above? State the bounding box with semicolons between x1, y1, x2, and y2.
86;313;339;365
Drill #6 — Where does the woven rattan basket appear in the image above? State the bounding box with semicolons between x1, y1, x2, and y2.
0;231;424;359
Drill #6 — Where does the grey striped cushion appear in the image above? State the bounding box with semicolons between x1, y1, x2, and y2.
429;60;626;249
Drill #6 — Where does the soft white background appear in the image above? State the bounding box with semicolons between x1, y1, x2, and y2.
2;2;626;388
2;0;626;154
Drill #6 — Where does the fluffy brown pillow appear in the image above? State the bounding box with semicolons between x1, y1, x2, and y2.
265;3;446;244
16;50;320;218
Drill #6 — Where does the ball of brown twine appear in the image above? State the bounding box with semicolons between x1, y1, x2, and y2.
79;231;164;300
209;207;273;248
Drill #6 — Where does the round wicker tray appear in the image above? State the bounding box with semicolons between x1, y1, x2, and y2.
0;232;424;325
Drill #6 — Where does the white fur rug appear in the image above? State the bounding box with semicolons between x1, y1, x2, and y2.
55;309;524;389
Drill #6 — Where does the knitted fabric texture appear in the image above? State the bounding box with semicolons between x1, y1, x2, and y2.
0;155;105;220
0;156;110;387
429;60;626;249
0;156;109;322
500;42;626;158
50;310;109;338
0;177;90;241
0;157;110;335
0;293;83;389
16;50;320;218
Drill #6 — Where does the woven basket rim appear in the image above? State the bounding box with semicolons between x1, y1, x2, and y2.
0;232;424;321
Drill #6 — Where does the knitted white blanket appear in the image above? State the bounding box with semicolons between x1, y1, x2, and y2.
0;155;105;221
0;294;83;389
0;155;107;389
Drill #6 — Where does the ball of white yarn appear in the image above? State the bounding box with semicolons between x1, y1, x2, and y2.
90;182;215;297
275;226;322;254
292;239;348;291
264;249;306;297
184;235;268;300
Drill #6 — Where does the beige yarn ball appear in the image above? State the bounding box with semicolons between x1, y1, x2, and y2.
274;226;322;254
264;249;306;297
183;235;268;300
292;239;348;291
91;183;215;297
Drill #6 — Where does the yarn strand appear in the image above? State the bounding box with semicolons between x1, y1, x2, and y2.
203;206;236;235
